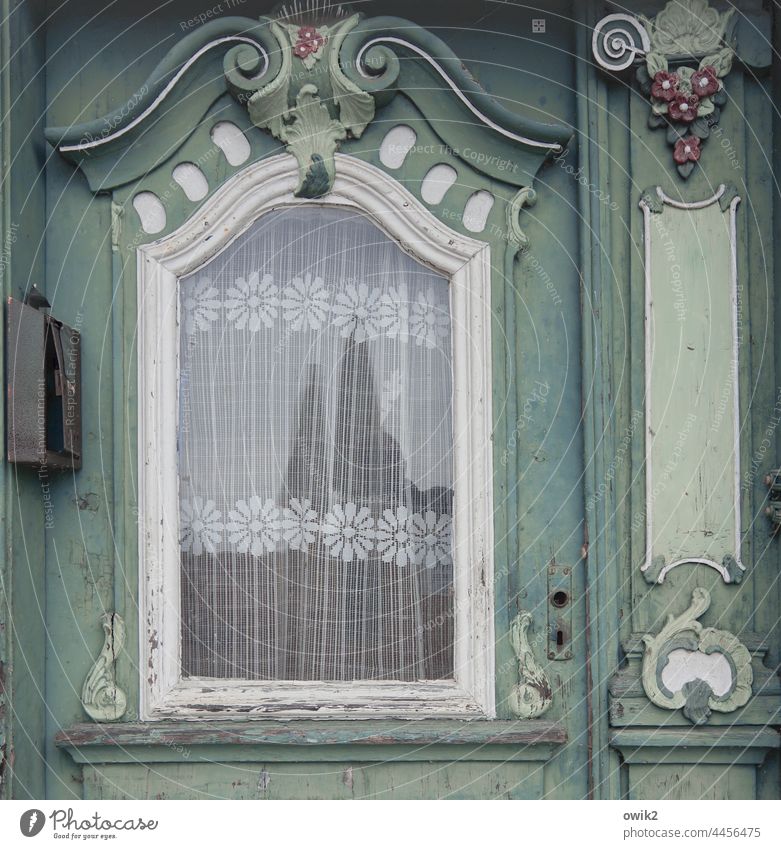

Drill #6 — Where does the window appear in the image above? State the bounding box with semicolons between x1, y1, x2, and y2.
179;206;456;681
139;155;494;719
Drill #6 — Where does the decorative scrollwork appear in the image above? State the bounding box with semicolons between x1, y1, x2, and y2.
508;611;552;719
593;1;737;178
641;588;752;725
592;13;650;72
82;612;127;722
228;10;377;198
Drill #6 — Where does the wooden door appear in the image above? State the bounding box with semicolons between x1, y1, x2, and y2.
1;0;778;801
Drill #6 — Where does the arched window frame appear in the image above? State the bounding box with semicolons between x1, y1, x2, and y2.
138;153;495;720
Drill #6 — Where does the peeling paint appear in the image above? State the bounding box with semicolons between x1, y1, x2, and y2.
257;769;270;793
72;491;100;512
342;766;353;790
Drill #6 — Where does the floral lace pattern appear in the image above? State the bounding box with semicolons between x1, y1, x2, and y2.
224;272;279;331
181;273;450;348
181;497;453;567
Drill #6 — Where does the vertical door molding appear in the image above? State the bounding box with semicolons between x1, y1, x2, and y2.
639;184;744;584
575;0;624;800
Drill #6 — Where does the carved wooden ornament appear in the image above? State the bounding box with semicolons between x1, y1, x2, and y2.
508;612;552;719
82;612;127;722
45;2;572;252
641;588;752;725
593;0;737;178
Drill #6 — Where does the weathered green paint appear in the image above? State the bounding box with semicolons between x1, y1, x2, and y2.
81;761;548;800
1;0;49;801
643;188;741;575
0;0;775;800
56;719;565;762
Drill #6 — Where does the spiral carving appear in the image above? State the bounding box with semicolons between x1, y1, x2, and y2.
592;13;650;72
339;24;404;102
223;20;283;100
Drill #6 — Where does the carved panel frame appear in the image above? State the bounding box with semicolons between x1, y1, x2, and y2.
638;184;744;584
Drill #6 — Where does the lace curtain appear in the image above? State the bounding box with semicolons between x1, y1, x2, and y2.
178;207;455;681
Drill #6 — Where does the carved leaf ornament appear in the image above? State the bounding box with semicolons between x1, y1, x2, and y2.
240;13;373;198
82;613;127;722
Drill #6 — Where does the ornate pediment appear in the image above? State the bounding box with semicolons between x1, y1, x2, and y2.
45;3;571;202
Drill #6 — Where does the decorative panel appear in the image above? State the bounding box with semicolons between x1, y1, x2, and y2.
639;184;743;584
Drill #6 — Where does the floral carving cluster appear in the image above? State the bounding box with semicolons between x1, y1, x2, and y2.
182;272;451;351
180;496;453;568
638;48;733;178
288;23;327;69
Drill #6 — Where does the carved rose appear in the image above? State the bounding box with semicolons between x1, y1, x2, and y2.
673;136;701;164
691;65;719;97
293;25;325;59
651;70;679;102
668;92;699;122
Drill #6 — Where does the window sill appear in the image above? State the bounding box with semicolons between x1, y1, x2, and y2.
56;720;567;764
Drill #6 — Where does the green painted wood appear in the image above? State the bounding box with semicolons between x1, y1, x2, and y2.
578;0;781;802
1;0;49;801
82;760;546;800
645;192;740;570
611;725;780;760
29;0;588;802
2;0;774;801
627;765;756;800
56;719;566;765
574;0;623;800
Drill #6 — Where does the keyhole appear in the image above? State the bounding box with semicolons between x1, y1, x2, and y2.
556;629;565;648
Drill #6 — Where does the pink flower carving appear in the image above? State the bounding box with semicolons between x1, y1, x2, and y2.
673;136;701;165
691;66;719;98
651;71;679;102
293;25;325;59
668;92;699;123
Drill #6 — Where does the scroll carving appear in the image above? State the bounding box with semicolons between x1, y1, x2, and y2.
508;612;552;719
82;612;127;722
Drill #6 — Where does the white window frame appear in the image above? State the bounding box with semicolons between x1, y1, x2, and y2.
138;153;495;720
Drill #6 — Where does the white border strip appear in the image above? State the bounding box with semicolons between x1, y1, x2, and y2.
639;184;744;584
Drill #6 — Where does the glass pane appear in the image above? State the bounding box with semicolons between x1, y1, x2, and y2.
177;207;455;681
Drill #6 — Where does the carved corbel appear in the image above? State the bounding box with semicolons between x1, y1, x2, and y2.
641;588;752;725
508;611;553;719
82;612;127;722
506;187;537;254
593;0;738;178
